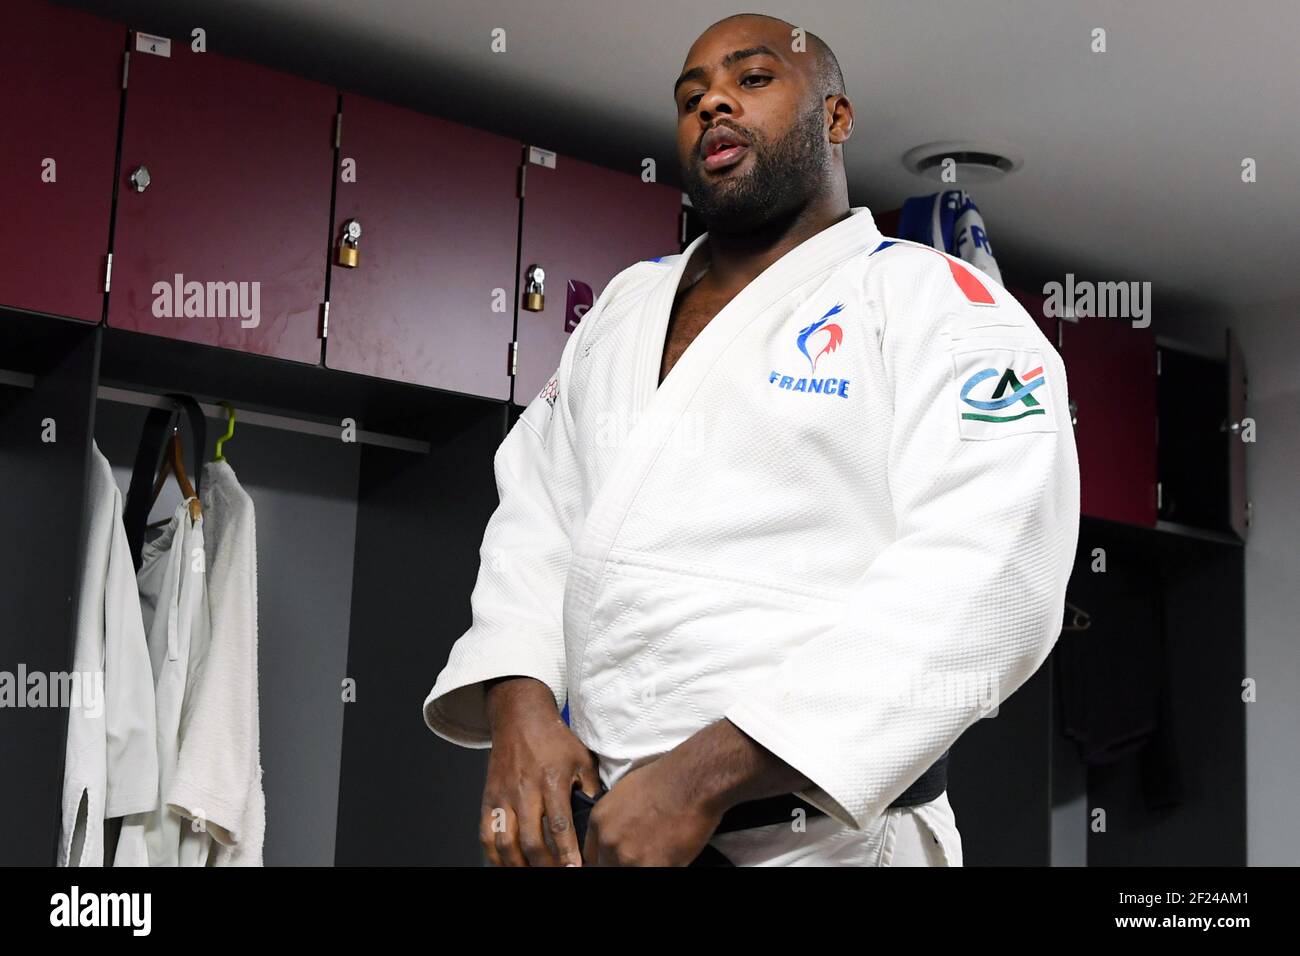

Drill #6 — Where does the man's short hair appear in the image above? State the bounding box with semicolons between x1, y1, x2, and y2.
806;31;846;99
704;13;846;100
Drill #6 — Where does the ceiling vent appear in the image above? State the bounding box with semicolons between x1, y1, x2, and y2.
902;141;1023;184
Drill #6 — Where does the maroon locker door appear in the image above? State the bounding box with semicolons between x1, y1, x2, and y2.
109;37;335;363
514;152;682;405
874;207;901;237
1010;286;1058;342
0;1;124;323
1059;316;1157;526
326;96;519;398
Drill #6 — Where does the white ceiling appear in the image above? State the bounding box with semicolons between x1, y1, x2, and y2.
67;0;1300;315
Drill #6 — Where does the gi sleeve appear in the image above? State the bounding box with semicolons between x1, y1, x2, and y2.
723;261;1081;829
423;304;594;749
102;478;159;819
168;472;260;849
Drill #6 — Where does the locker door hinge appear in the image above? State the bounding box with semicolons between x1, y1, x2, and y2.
1156;481;1163;511
1056;320;1063;350
103;253;113;292
319;301;330;339
517;164;526;199
1156;348;1162;375
121;50;130;90
334;112;343;148
680;209;688;245
508;340;518;376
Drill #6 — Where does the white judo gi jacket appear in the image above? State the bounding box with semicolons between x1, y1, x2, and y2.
167;461;266;867
425;206;1080;841
114;497;211;867
115;463;266;867
58;444;158;867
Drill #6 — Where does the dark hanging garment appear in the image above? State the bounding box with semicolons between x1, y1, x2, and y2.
1056;551;1183;809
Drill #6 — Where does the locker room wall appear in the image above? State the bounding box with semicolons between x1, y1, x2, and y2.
334;405;504;865
1228;299;1300;867
0;318;100;866
93;401;361;866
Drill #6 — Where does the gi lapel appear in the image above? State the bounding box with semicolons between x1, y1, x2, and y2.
632;207;881;420
566;206;882;599
627;228;710;412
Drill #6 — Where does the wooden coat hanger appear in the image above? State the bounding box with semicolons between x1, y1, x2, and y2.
148;426;202;525
124;394;207;566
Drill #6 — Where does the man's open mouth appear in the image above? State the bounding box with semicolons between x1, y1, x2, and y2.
700;128;751;172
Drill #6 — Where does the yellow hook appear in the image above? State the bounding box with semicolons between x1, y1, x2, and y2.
214;402;236;462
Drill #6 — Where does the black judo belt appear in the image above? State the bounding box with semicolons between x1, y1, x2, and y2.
570;748;949;867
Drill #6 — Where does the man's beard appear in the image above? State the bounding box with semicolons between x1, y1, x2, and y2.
682;103;830;235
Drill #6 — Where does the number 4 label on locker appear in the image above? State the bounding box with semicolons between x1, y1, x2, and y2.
135;32;172;57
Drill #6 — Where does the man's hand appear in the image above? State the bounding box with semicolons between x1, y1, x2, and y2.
583;718;812;866
481;677;599;867
582;756;725;866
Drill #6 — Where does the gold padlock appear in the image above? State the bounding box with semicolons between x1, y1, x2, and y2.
337;218;361;268
523;264;545;311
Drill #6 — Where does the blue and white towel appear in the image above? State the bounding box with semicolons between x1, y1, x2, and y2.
897;189;1003;285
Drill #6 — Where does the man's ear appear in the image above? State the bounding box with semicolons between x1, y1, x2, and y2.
827;94;854;144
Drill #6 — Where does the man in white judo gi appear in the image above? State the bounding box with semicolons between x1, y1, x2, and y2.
424;13;1080;866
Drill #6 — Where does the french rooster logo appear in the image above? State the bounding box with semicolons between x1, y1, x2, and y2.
796;303;845;374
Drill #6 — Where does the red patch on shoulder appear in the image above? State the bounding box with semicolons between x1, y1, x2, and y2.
945;258;996;305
